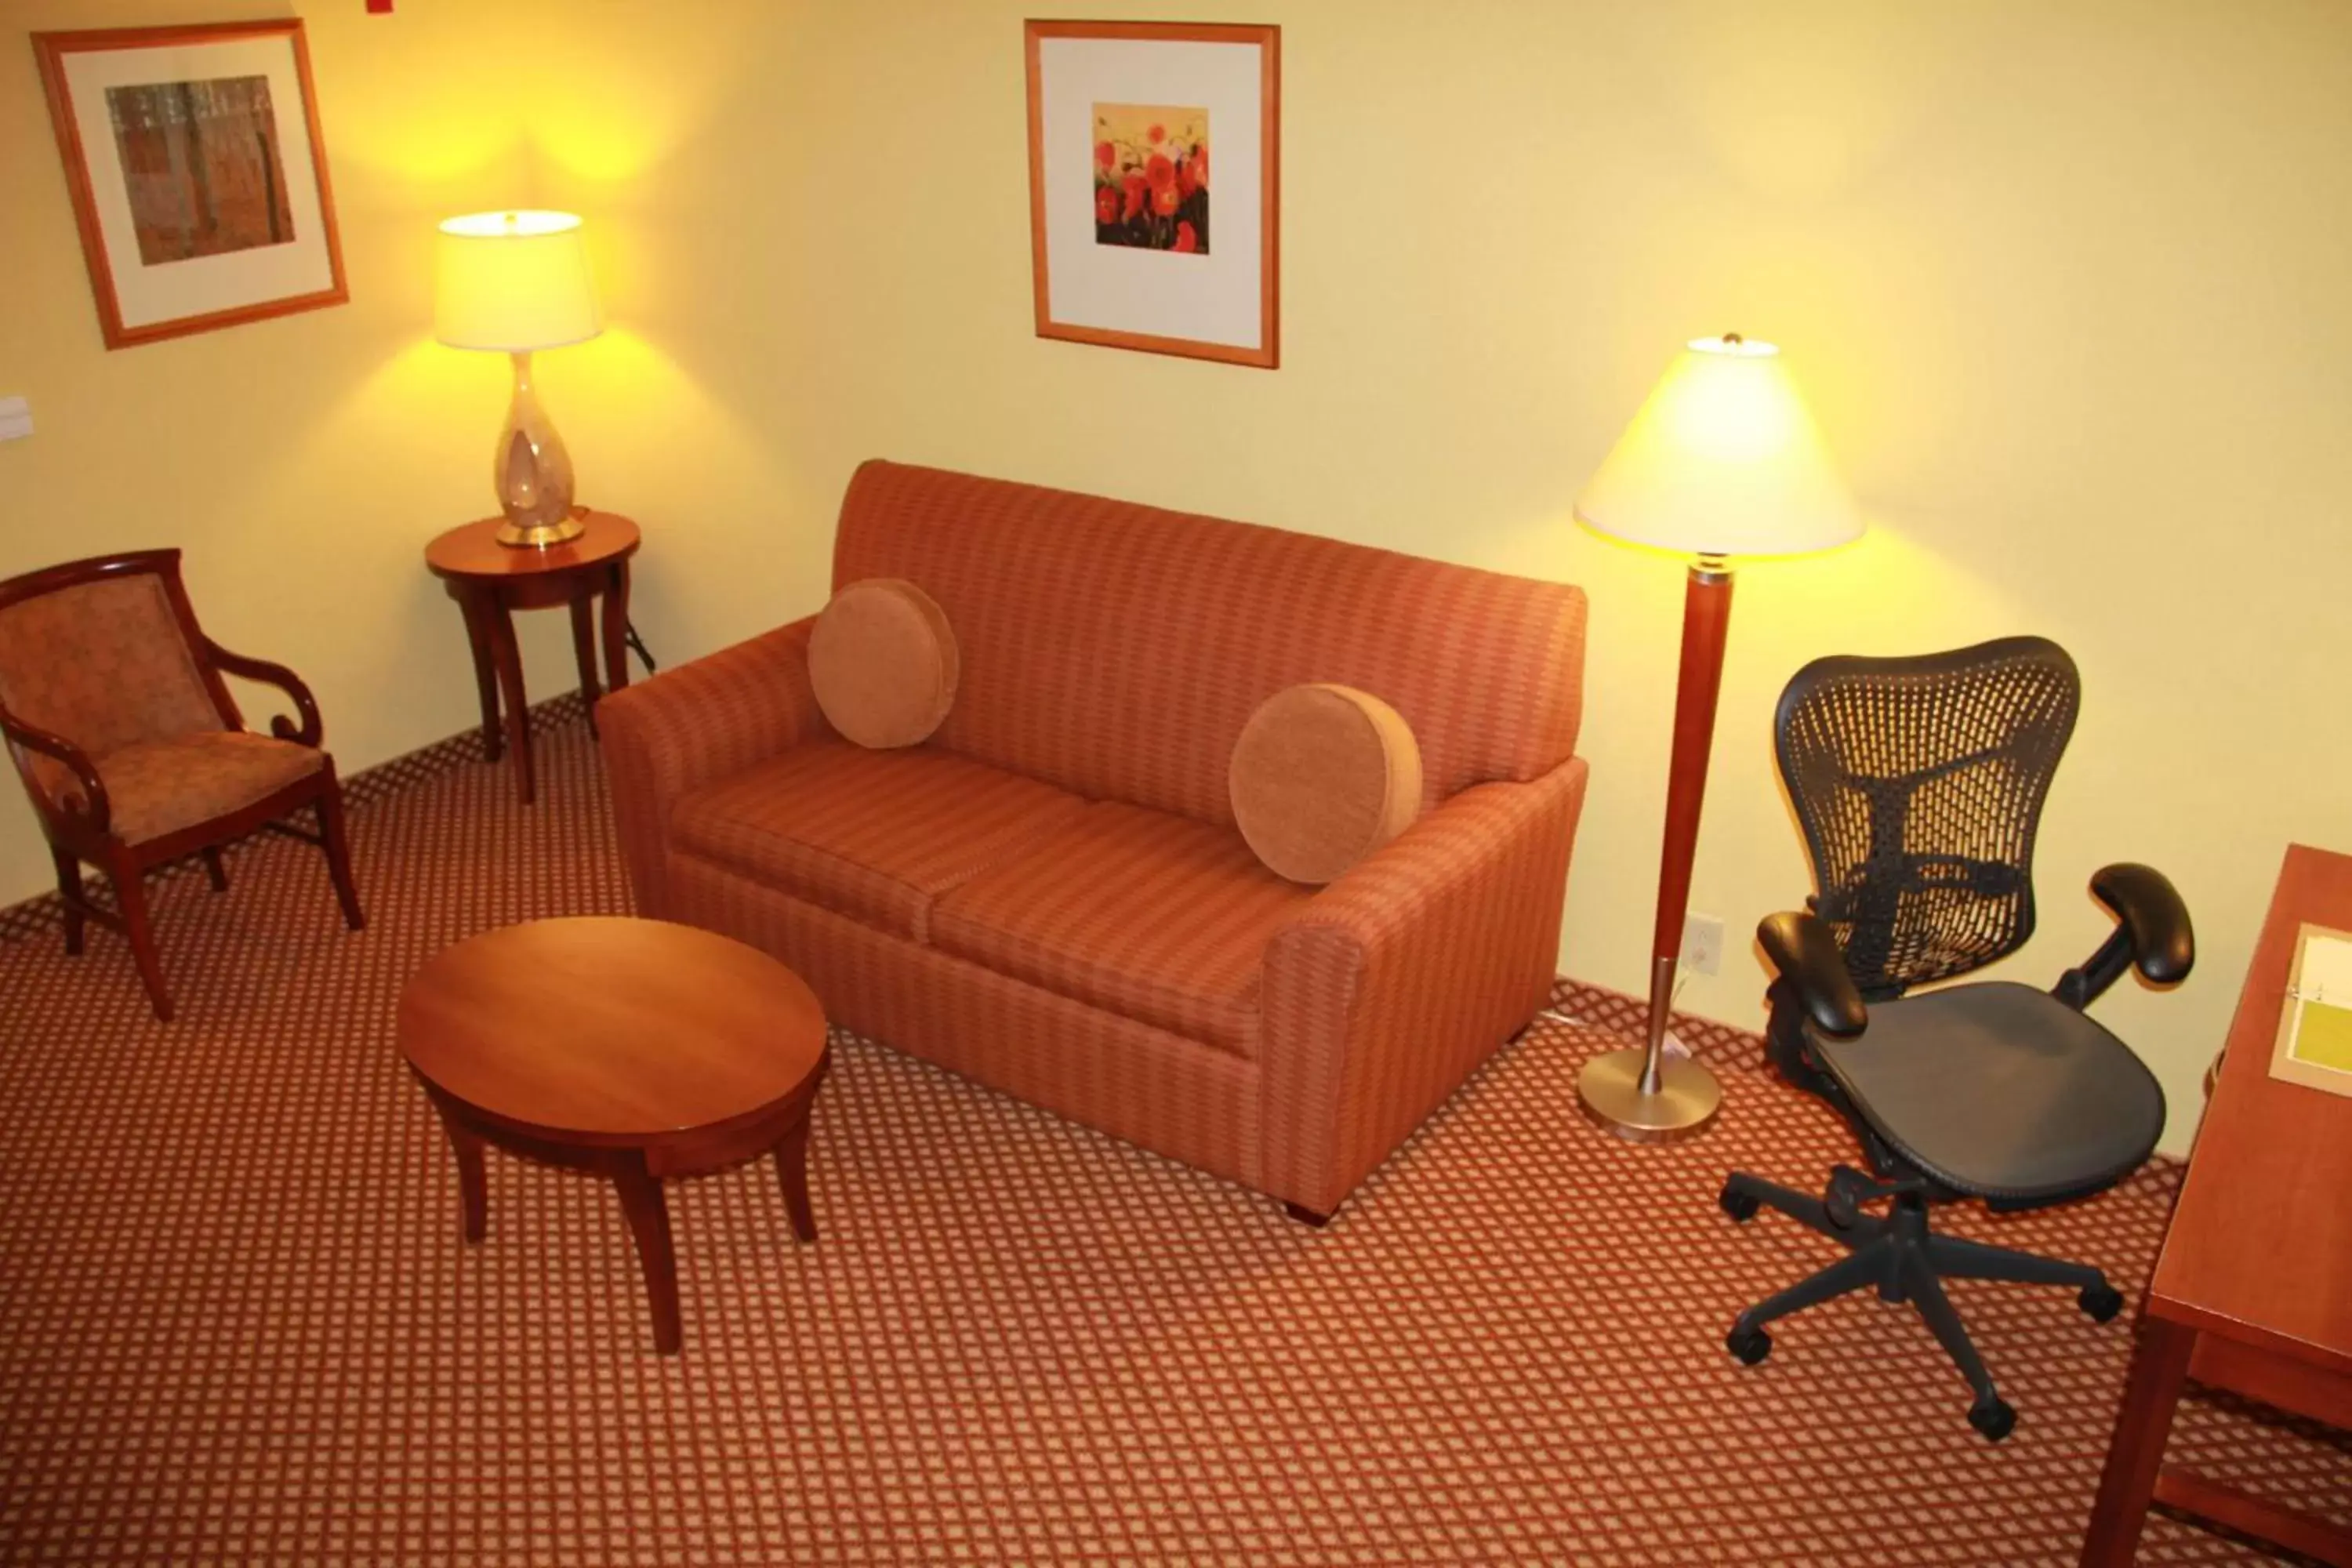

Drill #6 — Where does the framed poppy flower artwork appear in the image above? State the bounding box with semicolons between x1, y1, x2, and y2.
1025;20;1278;368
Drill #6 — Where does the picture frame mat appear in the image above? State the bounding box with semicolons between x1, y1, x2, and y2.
1036;35;1261;350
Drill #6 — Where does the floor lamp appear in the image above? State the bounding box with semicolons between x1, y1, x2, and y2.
1573;334;1863;1143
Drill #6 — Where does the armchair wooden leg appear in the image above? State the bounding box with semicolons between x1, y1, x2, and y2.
200;847;229;892
104;847;172;1023
50;845;85;956
315;774;365;931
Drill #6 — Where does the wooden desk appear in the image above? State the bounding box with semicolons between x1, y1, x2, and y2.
424;511;641;804
2081;843;2352;1566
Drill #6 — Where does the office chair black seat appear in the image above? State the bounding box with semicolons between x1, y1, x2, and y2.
1813;982;2164;1203
1721;637;2193;1443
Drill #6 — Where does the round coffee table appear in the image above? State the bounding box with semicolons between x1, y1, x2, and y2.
397;916;829;1354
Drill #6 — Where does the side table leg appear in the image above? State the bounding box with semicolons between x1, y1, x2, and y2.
568;597;604;739
485;597;535;805
2080;1315;2196;1566
431;1103;488;1244
601;561;632;693
612;1156;681;1354
456;590;503;761
774;1116;818;1243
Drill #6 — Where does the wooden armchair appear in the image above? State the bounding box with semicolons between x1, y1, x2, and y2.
0;550;364;1021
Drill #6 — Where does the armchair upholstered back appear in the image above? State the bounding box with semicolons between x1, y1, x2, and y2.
0;554;227;811
832;460;1589;829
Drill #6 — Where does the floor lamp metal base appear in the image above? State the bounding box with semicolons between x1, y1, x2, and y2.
1576;1047;1723;1145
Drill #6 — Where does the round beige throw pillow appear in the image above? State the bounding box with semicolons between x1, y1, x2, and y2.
808;578;960;748
1229;684;1424;885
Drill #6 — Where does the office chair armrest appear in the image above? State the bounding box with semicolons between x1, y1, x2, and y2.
1757;910;1867;1038
2056;862;2194;1008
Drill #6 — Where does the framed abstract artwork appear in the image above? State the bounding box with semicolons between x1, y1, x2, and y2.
1024;20;1279;368
33;20;347;350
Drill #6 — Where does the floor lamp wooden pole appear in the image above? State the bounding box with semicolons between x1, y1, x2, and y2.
1568;332;1864;1145
1575;555;1732;1141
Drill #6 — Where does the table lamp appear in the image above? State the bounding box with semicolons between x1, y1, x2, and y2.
1573;333;1864;1142
434;210;603;548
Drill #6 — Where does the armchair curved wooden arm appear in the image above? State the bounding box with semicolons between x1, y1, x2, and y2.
0;705;112;839
201;637;323;747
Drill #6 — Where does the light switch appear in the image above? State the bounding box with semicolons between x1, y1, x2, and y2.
0;397;30;442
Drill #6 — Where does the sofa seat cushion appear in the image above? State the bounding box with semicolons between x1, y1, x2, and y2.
931;802;1312;1055
672;741;1084;941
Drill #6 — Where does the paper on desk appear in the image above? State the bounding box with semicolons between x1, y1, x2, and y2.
2288;932;2352;1074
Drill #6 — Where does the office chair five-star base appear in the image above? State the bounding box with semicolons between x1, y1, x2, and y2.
1718;1166;2125;1442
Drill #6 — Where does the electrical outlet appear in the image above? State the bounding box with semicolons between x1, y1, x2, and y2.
1682;912;1725;977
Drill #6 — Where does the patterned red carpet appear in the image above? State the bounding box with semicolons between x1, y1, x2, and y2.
1;710;2343;1565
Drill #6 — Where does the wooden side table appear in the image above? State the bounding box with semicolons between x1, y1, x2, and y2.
424;511;641;804
397;916;831;1355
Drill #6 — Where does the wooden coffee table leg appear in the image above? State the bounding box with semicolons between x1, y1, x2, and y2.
612;1156;682;1354
773;1116;818;1243
430;1103;488;1244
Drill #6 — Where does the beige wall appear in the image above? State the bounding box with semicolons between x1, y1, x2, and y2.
6;1;2348;1152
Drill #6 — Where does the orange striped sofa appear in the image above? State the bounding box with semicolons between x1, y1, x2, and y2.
600;461;1591;1220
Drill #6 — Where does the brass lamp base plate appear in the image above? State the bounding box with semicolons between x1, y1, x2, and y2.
495;510;587;550
1576;1047;1723;1145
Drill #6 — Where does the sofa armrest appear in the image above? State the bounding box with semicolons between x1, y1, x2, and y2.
597;616;830;915
1259;756;1591;1216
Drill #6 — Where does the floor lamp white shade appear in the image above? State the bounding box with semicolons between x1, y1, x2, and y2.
1577;336;1863;558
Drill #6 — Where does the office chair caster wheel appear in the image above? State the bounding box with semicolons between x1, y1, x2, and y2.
1726;1324;1773;1366
1719;1184;1761;1223
2078;1283;2124;1323
1968;1396;2016;1443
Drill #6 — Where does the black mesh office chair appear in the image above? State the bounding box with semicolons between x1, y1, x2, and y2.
1719;636;2194;1441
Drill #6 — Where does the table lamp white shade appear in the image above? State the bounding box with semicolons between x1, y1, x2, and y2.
433;210;601;549
1575;336;1863;558
434;210;602;351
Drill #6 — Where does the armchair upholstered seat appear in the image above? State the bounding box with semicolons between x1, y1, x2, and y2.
0;550;364;1020
74;731;329;846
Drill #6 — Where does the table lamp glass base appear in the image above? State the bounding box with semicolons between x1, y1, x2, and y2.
492;348;585;550
1576;1047;1723;1144
494;508;588;550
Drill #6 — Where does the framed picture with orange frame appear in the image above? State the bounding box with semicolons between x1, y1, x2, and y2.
32;19;347;350
1024;20;1279;368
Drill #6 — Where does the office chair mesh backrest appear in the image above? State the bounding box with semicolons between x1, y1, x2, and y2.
1774;637;2080;998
